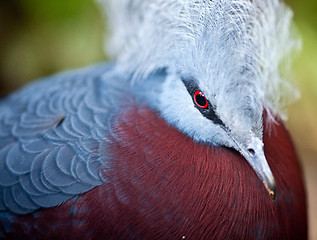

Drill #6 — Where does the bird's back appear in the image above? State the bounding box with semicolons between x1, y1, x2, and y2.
0;63;125;216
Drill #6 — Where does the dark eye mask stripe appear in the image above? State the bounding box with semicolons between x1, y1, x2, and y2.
181;77;225;127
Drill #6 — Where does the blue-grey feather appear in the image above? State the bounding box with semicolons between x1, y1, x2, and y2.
85;91;110;113
11;184;38;211
78;140;97;154
35;100;54;117
0;146;19;187
74;158;102;186
12;122;46;137
40;171;61;192
23;139;53;154
20;174;42;196
0;63;128;214
29;151;55;194
87;157;104;181
44;130;63;142
7;144;32;175
53;119;77;140
0;168;18;187
21;112;57;127
60;182;94;195
78;101;95;125
31;192;73;209
42;149;77;187
56;146;75;175
4;188;33;214
61;117;81;138
71;116;92;137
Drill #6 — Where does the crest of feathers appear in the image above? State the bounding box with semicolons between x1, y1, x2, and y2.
97;0;300;120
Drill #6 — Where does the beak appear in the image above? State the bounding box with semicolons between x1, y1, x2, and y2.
231;134;277;200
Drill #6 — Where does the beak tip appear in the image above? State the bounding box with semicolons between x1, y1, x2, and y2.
269;187;277;201
265;179;277;201
230;134;278;201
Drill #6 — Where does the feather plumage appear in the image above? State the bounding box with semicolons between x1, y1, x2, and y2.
98;0;300;119
0;64;116;214
0;0;307;238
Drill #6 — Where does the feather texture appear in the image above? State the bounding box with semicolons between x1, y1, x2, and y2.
0;102;307;239
0;1;306;238
97;0;300;119
0;63;119;214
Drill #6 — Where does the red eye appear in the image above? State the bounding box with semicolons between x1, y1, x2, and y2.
194;91;208;109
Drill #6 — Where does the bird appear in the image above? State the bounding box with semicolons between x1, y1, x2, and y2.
0;0;307;239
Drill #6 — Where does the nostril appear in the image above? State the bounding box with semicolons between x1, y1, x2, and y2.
248;148;255;156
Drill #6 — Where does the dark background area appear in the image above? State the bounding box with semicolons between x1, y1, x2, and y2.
0;0;316;238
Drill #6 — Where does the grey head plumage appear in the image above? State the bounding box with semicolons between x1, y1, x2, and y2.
97;0;300;198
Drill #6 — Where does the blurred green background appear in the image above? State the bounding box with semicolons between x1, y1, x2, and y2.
0;0;105;96
0;0;316;239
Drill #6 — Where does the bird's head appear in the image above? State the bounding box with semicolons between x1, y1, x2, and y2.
100;0;300;199
159;68;275;198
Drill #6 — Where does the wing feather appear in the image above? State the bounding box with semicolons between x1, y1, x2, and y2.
0;63;118;214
